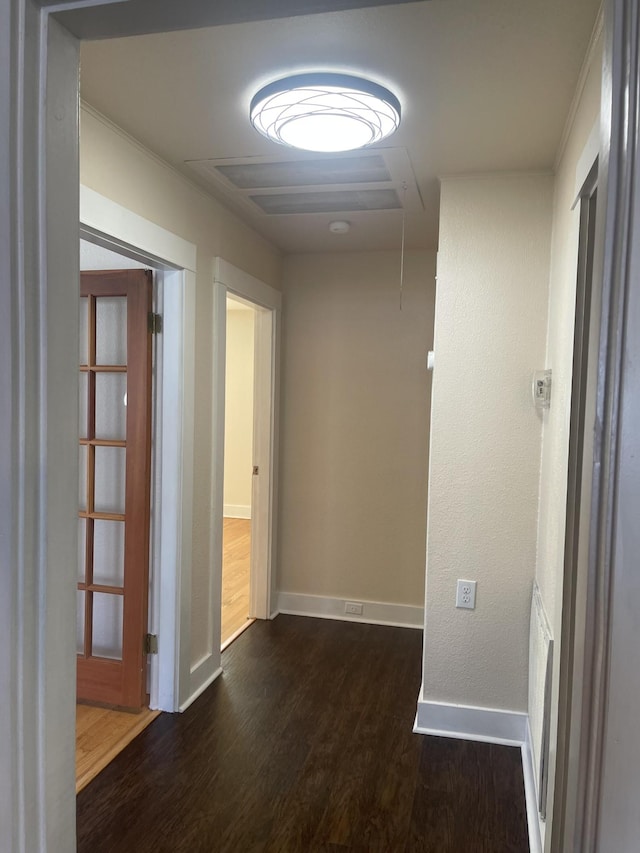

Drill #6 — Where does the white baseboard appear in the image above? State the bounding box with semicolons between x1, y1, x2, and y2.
275;591;423;629
180;656;223;712
414;689;541;853
523;717;544;853
414;694;528;747
223;504;251;519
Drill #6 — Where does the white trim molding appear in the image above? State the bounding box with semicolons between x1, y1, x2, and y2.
80;185;197;272
574;120;600;203
212;259;281;626
223;504;251;519
524;718;545;853
180;662;223;713
413;696;528;746
0;10;80;850
214;257;282;310
555;5;604;172
276;591;424;629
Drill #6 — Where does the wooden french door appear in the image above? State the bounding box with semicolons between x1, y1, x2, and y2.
77;269;153;709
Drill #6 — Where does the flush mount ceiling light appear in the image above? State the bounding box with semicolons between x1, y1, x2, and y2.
249;73;401;153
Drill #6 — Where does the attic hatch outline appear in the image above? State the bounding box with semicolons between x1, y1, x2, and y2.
185;147;424;217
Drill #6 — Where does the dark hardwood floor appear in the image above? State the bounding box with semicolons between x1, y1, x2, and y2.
77;615;529;852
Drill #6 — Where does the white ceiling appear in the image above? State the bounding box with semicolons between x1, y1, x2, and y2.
79;0;601;254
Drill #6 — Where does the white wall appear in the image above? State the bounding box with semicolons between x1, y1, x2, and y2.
80;104;282;684
535;31;602;847
423;174;553;712
278;250;435;612
224;302;255;517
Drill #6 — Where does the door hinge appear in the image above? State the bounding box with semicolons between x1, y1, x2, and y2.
148;312;162;334
144;633;158;655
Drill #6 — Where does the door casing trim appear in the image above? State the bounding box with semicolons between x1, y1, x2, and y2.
213;258;281;627
80;186;197;713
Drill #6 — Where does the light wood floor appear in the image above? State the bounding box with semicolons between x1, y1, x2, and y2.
76;704;159;793
222;517;252;646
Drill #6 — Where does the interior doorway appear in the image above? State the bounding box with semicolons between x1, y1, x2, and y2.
212;259;281;647
221;295;257;647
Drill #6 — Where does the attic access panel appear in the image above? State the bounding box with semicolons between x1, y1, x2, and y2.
250;188;402;215
215;154;392;189
185;148;422;222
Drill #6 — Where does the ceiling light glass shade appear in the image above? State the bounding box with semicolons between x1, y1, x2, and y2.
250;73;401;153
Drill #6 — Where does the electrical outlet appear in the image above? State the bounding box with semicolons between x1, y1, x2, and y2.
345;601;363;616
456;579;477;610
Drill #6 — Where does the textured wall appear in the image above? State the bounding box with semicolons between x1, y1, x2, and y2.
80;105;282;669
278;250;435;607
224;304;255;513
424;174;553;711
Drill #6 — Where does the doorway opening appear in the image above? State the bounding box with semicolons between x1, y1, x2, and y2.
221;295;257;648
212;258;281;650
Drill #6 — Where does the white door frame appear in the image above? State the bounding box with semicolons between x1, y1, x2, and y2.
556;0;640;848
81;186;197;713
213;258;281;624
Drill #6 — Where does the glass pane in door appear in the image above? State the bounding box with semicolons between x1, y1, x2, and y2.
95;373;127;440
94;446;126;514
93;520;125;587
78;518;87;583
79;445;88;511
77;590;85;655
92;593;123;660
96;297;127;365
79;372;88;439
79;296;88;365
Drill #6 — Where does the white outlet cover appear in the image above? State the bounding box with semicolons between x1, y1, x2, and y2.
456;579;477;610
